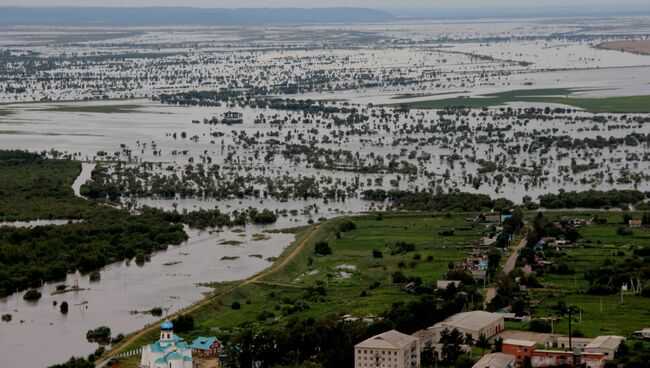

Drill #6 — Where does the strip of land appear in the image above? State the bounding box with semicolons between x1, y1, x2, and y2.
599;40;650;55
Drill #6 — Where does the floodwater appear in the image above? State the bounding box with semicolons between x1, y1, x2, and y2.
0;224;294;368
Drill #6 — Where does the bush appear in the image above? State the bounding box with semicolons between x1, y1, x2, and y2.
232;301;241;310
529;319;552;333
617;225;633;236
172;314;194;333
314;241;332;255
89;271;101;282
86;326;111;342
372;249;383;258
1;313;11;322
23;289;41;301
338;221;357;232
149;307;163;317
60;301;69;314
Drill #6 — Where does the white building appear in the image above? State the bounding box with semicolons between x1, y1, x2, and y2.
585;336;625;361
140;321;193;368
472;353;516;368
428;311;504;343
355;330;420;368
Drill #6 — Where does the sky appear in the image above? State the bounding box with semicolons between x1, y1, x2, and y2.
0;0;648;8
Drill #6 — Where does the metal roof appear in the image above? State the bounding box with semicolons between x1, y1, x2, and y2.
430;311;504;332
472;353;515;368
355;330;418;349
585;336;624;350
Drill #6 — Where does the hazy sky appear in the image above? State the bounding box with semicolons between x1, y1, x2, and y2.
0;0;647;8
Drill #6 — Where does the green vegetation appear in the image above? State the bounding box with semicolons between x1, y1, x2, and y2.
0;150;98;221
392;88;650;113
0;108;12;117
0;150;188;298
111;213;488;365
516;211;650;337
42;104;142;114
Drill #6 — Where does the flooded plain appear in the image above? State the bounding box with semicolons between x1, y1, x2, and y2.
1;16;650;367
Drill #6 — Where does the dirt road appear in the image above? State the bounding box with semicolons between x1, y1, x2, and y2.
484;235;527;307
100;223;322;362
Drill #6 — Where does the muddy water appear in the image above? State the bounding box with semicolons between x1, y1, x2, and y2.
0;225;294;368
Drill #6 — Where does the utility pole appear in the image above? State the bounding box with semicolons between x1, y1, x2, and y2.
568;308;573;352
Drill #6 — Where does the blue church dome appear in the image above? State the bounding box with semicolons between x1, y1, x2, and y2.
161;321;173;330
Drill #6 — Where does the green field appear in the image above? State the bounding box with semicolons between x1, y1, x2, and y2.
42;104;142;114
523;211;650;337
109;212;488;360
392;88;650;113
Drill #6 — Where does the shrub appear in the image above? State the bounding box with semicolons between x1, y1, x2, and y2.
1;313;11;322
23;289;41;301
529;319;551;333
172;314;194;333
372;249;383;258
89;271;101;282
60;301;69;314
232;301;241;310
314;241;332;255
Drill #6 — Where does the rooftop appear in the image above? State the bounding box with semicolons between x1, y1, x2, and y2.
503;338;536;347
585;336;625;350
355;330;418;349
430;311;503;331
472;352;515;368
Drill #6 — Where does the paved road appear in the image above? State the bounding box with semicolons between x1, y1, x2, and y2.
484;235;528;307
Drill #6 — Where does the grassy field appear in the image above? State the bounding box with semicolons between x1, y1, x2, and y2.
392;88;650;113
522;211;650;337
41;104;142;114
108;212;487;362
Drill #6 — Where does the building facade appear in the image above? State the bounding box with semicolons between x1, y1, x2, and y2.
355;330;420;368
140;322;193;368
502;339;536;364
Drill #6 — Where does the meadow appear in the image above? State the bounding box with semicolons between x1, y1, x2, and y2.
108;212;488;360
523;211;650;337
396;88;650;113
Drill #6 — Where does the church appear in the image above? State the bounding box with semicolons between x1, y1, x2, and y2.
140;321;193;368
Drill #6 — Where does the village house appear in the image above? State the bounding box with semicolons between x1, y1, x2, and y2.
632;328;650;339
546;336;593;350
484;214;501;223
354;330;420;368
436;280;461;290
584;336;625;360
628;219;642;228
531;350;605;368
190;336;222;356
502;339;536;364
428;311;504;343
472;352;516;368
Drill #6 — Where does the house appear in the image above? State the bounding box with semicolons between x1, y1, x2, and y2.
140;321;193;368
428;311;504;343
483;236;497;246
632;328;650;339
190;336;222;356
531;349;605;368
484;214;501;223
502;339;536;364
584;336;624;360
472;353;516;368
629;219;642;228
546;336;593;350
354;330;420;368
436;280;461;290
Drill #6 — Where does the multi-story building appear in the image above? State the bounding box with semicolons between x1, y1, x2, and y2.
355;330;420;368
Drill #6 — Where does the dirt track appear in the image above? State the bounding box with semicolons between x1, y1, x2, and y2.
101;223;321;361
